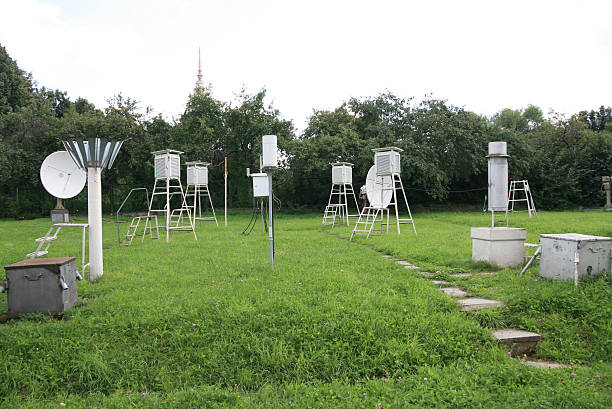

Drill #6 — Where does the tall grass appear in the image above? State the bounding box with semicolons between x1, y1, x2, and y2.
0;210;610;408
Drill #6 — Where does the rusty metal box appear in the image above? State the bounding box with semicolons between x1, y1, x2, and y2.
3;257;78;317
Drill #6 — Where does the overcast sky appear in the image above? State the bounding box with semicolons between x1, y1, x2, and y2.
1;0;611;131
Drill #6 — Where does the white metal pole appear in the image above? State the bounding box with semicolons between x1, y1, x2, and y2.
268;173;274;266
87;167;103;282
224;157;228;227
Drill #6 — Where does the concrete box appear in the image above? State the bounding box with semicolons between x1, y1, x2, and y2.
540;233;612;281
3;257;78;317
471;227;527;268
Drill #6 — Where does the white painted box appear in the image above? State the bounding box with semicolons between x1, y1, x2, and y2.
251;173;269;198
540;233;612;281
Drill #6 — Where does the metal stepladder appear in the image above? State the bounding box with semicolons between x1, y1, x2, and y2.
27;223;89;276
147;177;197;242
350;173;416;240
185;183;218;227
508;180;537;218
350;207;390;239
322;183;360;227
115;188;160;247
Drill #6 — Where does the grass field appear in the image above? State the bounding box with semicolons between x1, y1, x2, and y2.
0;210;610;408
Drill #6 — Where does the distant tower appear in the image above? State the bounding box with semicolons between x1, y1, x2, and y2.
194;47;211;93
195;47;205;90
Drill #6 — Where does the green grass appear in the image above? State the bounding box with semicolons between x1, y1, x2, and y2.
0;210;610;408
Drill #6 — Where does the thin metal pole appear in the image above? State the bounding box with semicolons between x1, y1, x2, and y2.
268;173;274;266
224;157;228;227
166;177;170;243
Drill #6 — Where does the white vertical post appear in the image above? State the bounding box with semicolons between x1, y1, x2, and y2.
268;173;274;266
166;177;170;243
87;167;103;282
224;157;228;227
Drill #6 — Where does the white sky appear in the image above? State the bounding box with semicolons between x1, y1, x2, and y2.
1;0;611;131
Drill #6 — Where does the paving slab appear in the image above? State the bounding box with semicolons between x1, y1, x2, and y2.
431;280;450;285
521;360;565;369
440;287;469;298
382;255;394;259
396;260;413;266
449;273;473;278
404;265;420;270
493;329;541;356
420;271;435;277
458;298;506;312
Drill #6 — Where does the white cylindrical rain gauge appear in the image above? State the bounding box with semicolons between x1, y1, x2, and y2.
251;173;269;197
186;161;209;186
152;149;183;179
373;147;403;176
331;162;353;184
487;142;509;212
262;135;278;169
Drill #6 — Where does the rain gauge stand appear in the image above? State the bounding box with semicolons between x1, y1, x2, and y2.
351;147;416;239
185;161;218;227
147;150;197;243
472;142;526;268
322;162;360;227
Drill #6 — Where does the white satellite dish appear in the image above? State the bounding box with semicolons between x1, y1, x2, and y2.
365;165;393;208
40;151;87;199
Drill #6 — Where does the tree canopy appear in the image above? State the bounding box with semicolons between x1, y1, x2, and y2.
0;43;610;217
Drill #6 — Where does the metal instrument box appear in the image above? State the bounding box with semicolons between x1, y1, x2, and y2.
540;233;612;281
3;257;78;317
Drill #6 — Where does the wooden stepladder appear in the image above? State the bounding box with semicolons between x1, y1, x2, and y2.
508;180;537;218
322;183;360;227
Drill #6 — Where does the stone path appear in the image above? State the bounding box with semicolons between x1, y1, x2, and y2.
381;252;552;364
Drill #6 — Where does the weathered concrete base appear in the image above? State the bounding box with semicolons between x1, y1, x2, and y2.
431;280;449;285
493;329;541;356
441;287;469;298
471;227;527;268
404;265;420;270
458;298;506;311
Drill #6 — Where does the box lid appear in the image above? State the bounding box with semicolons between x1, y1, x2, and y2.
5;257;76;274
540;233;612;242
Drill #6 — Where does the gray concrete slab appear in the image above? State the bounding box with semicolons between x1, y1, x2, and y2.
431;280;450;285
493;329;541;356
404;265;420;270
396;260;413;266
440;287;469;298
458;298;506;311
521;360;565;369
420;271;435;277
449;273;473;278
